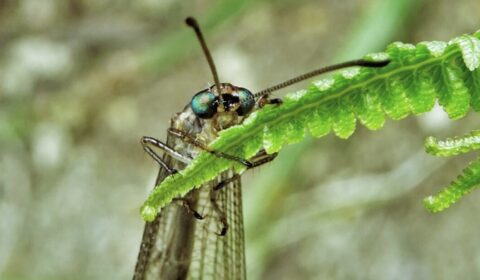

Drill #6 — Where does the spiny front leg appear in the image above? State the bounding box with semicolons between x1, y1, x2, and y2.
214;150;278;192
140;136;192;174
168;128;254;168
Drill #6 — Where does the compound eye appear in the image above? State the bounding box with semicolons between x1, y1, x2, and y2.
191;90;218;119
236;88;255;116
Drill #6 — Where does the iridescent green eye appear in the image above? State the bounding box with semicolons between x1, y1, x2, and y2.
236;88;255;116
191;90;218;119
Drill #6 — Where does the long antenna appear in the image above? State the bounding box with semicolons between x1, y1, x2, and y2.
254;59;390;98
185;17;222;95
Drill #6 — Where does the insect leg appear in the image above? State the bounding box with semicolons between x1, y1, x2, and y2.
209;186;229;236
248;149;279;168
257;94;283;108
214;150;278;191
210;150;278;236
140;136;192;174
173;197;204;220
168;128;254;168
141;137;206;222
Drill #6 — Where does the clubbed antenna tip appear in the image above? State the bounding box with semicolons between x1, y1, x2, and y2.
185;17;197;28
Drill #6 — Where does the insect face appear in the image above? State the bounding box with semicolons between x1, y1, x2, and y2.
191;83;255;119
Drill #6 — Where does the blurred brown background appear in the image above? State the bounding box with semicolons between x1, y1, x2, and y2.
1;0;480;279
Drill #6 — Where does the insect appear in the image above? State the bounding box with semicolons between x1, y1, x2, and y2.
132;17;389;280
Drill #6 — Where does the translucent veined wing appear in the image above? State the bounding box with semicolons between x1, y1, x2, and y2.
133;132;246;280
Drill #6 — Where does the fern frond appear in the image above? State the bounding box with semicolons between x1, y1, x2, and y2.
423;130;480;212
424;157;480;213
141;31;480;221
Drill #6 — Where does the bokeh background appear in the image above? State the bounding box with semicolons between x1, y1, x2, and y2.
1;0;480;279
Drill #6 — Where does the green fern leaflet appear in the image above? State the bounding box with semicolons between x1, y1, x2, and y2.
141;31;480;221
424;131;480;212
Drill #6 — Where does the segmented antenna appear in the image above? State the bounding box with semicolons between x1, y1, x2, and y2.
254;59;390;98
185;17;222;96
